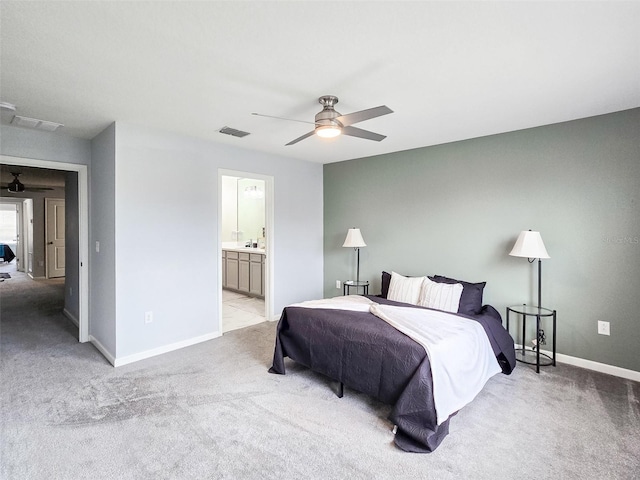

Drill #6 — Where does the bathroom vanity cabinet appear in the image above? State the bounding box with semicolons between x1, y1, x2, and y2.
222;249;265;298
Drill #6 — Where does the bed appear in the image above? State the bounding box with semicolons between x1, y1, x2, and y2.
269;272;516;452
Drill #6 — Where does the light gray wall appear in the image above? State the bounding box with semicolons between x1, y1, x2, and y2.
0;124;91;164
1;121;323;364
1;125;88;280
64;171;80;321
324;108;640;372
90;124;117;355
113;123;323;359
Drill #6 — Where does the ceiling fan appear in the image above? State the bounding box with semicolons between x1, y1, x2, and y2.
6;173;54;193
253;95;393;146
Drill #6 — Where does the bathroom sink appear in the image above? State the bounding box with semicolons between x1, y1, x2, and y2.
222;245;265;254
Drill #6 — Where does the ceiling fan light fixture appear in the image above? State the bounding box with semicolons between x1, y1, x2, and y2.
8;173;25;193
316;125;341;139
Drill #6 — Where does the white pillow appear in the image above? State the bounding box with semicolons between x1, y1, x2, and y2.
418;277;463;313
387;271;425;305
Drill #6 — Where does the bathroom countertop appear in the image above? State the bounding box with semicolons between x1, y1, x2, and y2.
222;243;266;255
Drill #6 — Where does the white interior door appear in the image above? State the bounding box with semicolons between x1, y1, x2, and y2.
46;198;65;278
21;200;30;273
25;199;34;274
14;202;24;272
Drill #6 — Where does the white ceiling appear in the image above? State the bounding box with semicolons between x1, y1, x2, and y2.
1;1;638;164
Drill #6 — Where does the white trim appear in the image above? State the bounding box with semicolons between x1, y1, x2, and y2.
515;344;640;382
112;332;221;367
0;198;25;272
90;335;116;366
0;154;89;343
63;308;79;327
553;351;640;382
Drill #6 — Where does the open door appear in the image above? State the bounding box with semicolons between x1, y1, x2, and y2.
45;198;65;278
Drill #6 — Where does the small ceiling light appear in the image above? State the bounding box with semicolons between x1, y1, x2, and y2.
316;125;341;138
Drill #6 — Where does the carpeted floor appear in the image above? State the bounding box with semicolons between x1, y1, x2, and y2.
1;269;639;479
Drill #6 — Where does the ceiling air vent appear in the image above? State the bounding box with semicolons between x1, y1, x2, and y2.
219;126;250;138
12;115;64;132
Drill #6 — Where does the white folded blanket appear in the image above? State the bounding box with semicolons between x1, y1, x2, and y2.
288;295;376;312
370;304;501;425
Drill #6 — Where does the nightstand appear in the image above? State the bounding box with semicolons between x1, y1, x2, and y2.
343;280;369;296
506;304;556;373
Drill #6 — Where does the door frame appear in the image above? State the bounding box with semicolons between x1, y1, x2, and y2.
0;200;24;272
1;155;89;343
218;169;274;331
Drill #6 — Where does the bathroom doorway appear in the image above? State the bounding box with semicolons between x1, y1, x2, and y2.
219;170;273;333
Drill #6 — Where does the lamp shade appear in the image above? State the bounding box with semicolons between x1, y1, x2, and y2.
342;228;366;248
509;230;550;259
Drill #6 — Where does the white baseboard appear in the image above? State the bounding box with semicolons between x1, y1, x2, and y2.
112;331;221;367
89;335;116;366
62;308;79;327
515;344;640;382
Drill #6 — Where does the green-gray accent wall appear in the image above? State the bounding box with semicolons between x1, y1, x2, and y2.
324;108;640;372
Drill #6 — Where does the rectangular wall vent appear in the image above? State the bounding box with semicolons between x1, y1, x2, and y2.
219;126;250;138
12;115;64;131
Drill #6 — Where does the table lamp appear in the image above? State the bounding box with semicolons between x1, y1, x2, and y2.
342;228;366;283
509;230;550;307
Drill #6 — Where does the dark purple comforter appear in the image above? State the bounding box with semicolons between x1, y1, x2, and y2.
269;296;515;452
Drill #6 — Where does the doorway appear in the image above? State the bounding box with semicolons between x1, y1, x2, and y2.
218;170;274;334
0;155;89;342
0;203;20;269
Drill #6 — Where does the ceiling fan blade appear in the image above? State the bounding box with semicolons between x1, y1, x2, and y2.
342;126;386;142
285;130;316;146
252;112;315;125
336;105;393;127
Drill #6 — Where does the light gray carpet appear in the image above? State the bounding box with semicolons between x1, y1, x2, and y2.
1;269;639;480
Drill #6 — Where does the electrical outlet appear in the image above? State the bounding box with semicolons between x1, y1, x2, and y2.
597;321;610;336
95;241;100;253
336;280;341;289
69;287;73;297
145;311;153;324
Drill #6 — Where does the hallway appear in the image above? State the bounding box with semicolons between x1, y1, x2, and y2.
0;261;78;355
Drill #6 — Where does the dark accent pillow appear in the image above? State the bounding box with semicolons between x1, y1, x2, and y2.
381;271;392;298
429;275;486;316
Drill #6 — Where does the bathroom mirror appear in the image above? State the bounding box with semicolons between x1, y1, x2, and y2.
221;176;265;247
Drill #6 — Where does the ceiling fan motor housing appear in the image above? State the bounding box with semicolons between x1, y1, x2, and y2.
8;173;25;193
316;95;342;127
